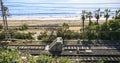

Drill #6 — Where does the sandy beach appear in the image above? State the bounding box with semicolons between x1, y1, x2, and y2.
0;17;108;26
0;17;109;33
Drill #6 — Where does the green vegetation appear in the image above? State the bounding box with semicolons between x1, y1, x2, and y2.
0;31;5;40
81;10;86;32
58;19;120;40
0;48;73;63
0;48;22;63
94;8;102;24
57;23;84;39
99;19;120;40
0;24;3;30
0;30;34;40
37;31;57;43
114;10;120;19
37;32;48;40
36;55;53;63
104;9;110;23
58;57;71;63
98;60;104;63
38;19;120;41
0;47;107;63
86;11;93;26
57;23;69;39
19;24;28;30
83;19;120;40
13;32;33;39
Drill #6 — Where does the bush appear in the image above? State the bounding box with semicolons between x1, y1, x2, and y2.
37;32;48;40
0;48;22;63
19;24;28;30
14;32;33;39
0;31;5;40
84;19;120;40
37;31;57;43
0;30;34;40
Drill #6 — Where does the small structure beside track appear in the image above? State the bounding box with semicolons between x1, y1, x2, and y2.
8;38;120;63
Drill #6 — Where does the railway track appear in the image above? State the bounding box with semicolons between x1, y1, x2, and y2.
8;44;46;50
8;44;120;62
8;44;120;55
58;55;120;61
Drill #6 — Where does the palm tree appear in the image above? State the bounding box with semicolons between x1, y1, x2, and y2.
95;8;102;24
86;11;93;26
81;10;86;33
115;9;120;19
86;11;93;40
104;9;110;23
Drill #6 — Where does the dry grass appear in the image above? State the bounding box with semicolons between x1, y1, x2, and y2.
0;20;81;26
0;18;105;33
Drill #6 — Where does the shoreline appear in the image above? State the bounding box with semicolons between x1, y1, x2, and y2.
0;17;111;27
0;17;112;20
0;17;112;33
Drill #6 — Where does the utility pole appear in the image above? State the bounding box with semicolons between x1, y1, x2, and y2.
0;0;10;40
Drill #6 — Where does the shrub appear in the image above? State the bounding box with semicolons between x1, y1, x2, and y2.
19;24;28;30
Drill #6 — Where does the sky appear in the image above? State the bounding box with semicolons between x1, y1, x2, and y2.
4;0;120;3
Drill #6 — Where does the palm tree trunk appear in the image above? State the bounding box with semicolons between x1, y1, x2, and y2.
83;20;84;33
89;17;91;26
88;17;91;40
97;19;99;24
106;18;108;23
106;18;108;30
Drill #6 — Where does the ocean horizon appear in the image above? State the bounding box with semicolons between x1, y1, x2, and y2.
2;1;120;18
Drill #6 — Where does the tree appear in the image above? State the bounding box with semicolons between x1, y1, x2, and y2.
84;23;99;39
104;9;110;23
115;9;120;19
108;19;120;40
62;23;69;32
95;8;102;24
86;11;93;40
86;11;93;26
56;23;69;41
81;10;86;32
48;30;57;42
100;19;120;40
61;23;69;43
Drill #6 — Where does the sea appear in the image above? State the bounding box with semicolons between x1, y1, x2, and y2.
1;1;120;18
